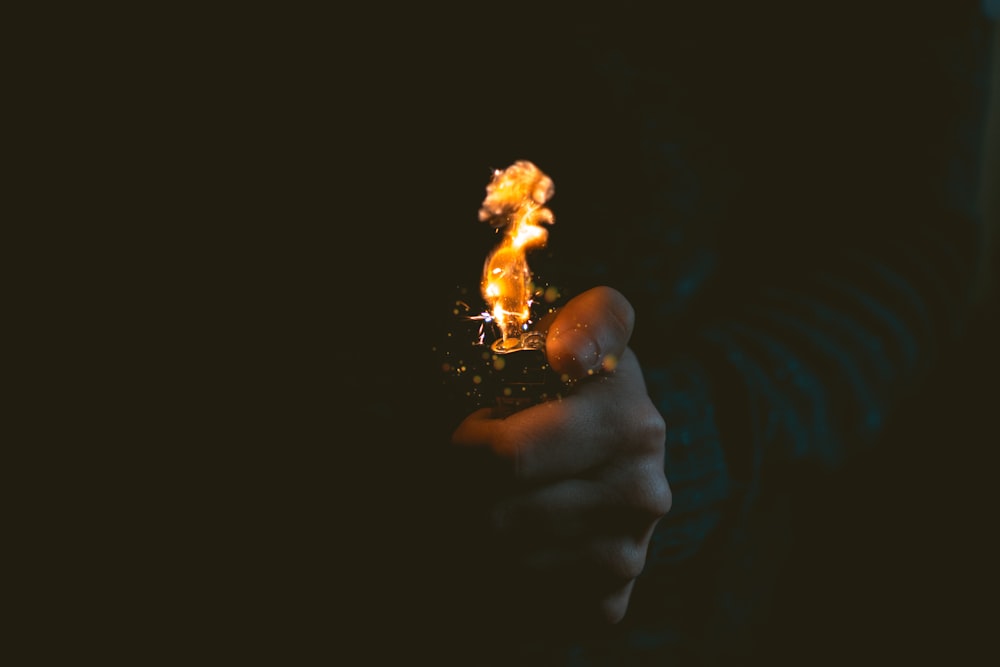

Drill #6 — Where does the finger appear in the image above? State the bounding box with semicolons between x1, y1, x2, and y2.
544;285;635;380
449;405;531;462
451;350;661;483
495;536;651;627
514;536;649;604
599;578;636;624
449;402;594;482
493;479;626;542
493;468;670;543
513;351;663;482
491;562;636;630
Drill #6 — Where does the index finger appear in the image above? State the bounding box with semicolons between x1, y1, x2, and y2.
451;348;649;483
450;393;605;482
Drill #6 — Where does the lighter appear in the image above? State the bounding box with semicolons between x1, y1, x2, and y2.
490;330;566;417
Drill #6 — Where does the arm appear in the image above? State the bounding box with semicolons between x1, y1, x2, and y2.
436;3;995;660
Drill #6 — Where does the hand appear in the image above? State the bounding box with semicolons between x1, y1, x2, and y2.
451;286;671;626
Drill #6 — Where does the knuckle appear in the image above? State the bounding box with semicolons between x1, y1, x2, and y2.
617;465;672;519
600;540;646;581
647;471;673;517
641;408;667;450
625;404;666;455
599;592;630;625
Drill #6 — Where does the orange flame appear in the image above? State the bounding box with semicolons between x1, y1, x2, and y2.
478;160;555;347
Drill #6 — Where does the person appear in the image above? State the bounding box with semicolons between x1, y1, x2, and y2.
161;2;996;664
341;3;999;665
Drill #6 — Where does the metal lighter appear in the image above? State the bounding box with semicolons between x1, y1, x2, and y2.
489;330;567;417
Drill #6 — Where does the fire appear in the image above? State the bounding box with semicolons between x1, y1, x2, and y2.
478;160;555;348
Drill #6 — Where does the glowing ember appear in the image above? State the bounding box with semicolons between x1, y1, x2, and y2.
478;160;555;346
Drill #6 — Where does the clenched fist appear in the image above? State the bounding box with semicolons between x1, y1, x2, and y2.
451;286;671;626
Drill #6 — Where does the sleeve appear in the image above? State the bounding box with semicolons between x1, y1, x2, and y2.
984;0;1000;22
545;11;998;661
631;3;995;569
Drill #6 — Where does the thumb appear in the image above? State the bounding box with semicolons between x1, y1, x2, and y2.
543;286;635;380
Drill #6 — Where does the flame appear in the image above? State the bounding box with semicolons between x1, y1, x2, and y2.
478;160;555;347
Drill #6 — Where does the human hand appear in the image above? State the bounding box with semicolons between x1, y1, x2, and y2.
450;286;671;626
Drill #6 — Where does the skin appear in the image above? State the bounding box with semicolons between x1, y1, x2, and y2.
451;286;671;625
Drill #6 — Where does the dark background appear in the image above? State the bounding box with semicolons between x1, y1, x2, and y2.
111;3;1000;663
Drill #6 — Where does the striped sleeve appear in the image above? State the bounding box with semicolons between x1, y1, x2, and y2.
646;82;991;582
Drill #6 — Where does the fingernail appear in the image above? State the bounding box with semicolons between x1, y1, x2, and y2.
553;328;600;371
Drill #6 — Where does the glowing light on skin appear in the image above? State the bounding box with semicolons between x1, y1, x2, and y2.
477;160;555;349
